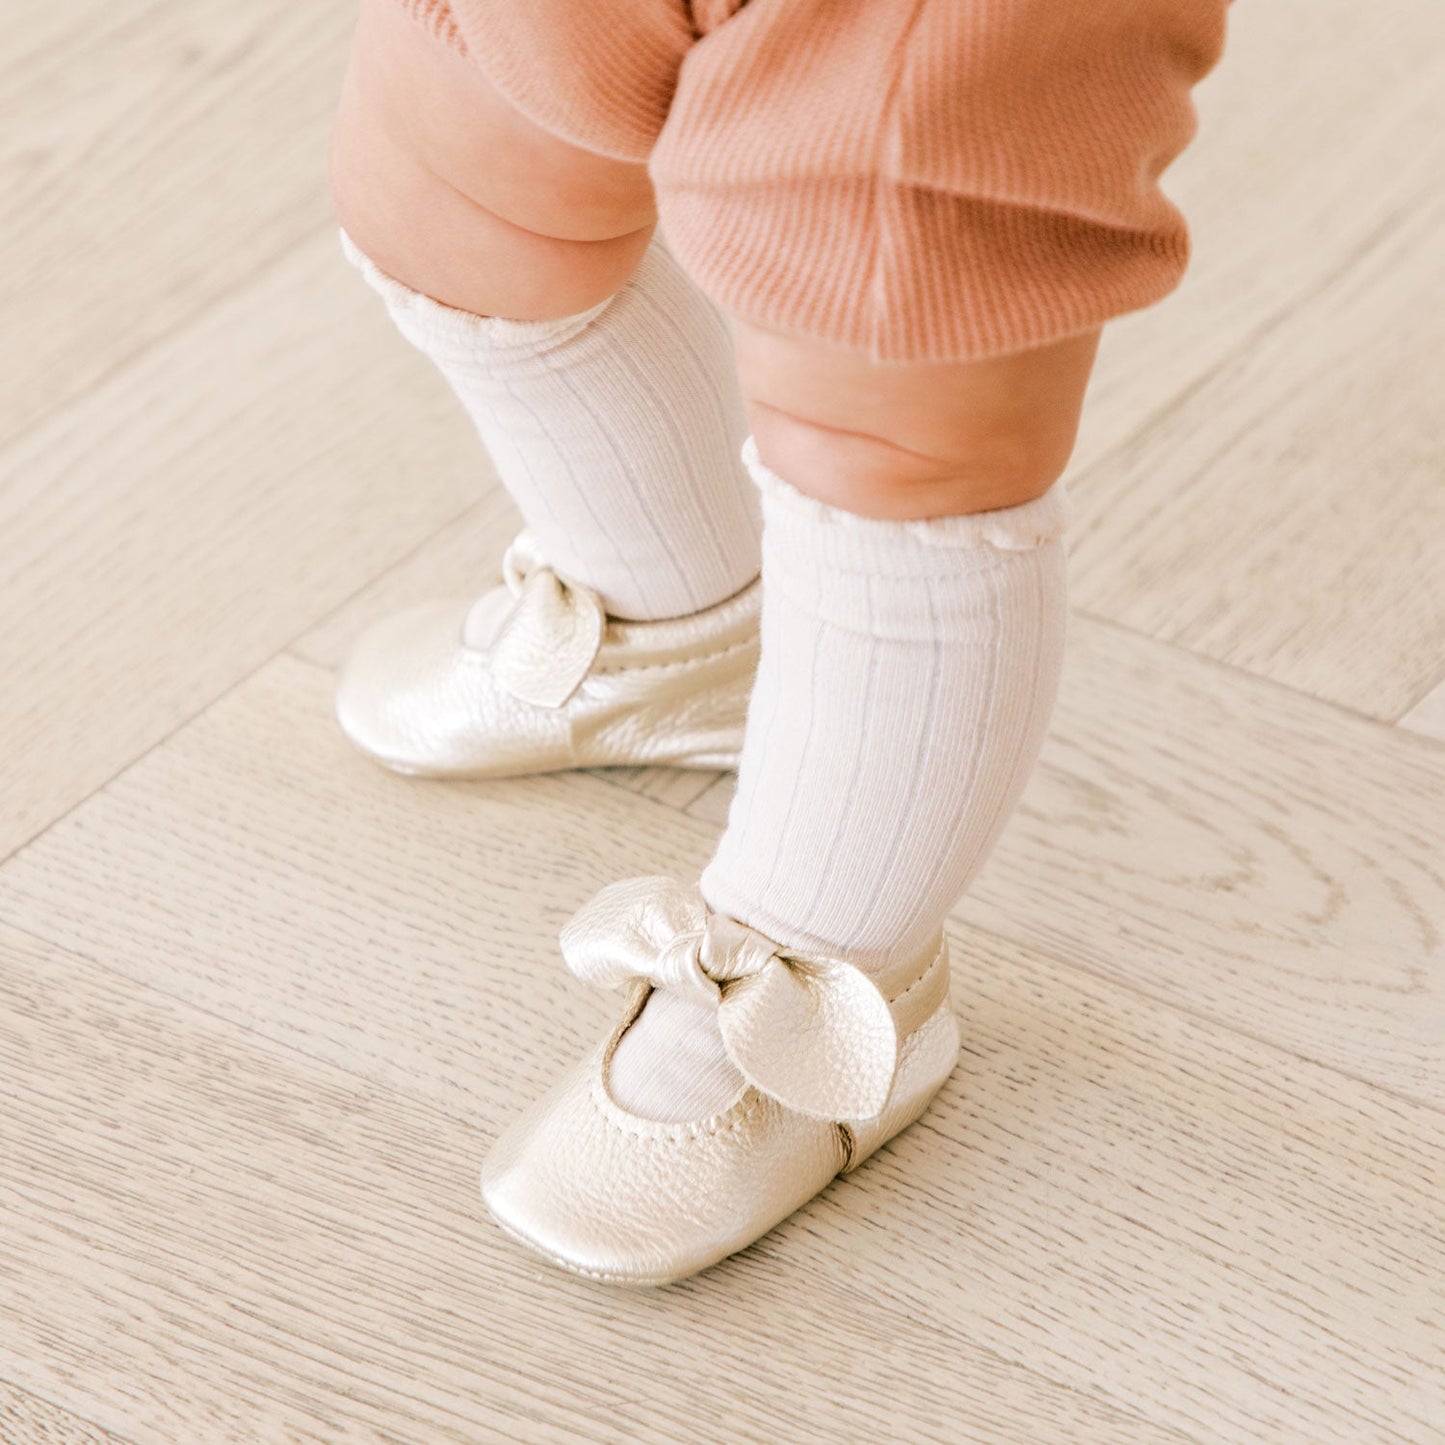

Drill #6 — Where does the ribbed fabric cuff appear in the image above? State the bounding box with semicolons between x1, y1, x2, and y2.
339;229;611;365
742;436;1071;574
745;437;1070;640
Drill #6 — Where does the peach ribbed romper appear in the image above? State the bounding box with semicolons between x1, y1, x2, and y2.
392;0;1227;363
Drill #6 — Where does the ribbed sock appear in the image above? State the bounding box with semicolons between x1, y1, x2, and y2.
608;439;1070;1120
341;231;760;621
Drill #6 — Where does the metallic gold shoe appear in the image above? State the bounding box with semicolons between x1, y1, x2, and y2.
336;533;760;777
480;877;959;1286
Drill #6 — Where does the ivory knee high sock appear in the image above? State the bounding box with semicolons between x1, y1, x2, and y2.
609;439;1070;1120
342;232;760;621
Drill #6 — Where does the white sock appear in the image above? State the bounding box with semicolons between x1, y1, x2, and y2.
341;231;760;621
608;439;1070;1120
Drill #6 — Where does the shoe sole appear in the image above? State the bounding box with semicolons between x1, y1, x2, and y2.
360;748;741;780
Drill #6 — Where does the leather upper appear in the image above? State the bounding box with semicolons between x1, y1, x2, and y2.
335;531;760;777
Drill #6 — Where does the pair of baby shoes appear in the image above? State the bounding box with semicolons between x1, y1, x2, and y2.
337;535;959;1284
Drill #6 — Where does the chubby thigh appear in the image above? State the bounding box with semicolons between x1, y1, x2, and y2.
328;0;656;319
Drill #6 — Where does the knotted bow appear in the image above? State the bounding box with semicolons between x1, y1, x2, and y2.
463;532;604;708
561;876;899;1120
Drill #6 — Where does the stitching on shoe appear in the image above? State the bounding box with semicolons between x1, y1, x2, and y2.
588;1072;765;1141
885;939;948;1009
587;633;758;678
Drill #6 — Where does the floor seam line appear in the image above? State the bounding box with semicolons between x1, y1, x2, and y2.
283;496;486;667
1071;607;1445;744
1068;186;1430;495
950;910;1445;1120
0;215;340;463
0;505;485;872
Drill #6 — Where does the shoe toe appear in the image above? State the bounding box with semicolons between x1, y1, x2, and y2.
480;1051;848;1286
335;601;480;773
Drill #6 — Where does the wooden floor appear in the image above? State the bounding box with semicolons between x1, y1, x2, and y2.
3;2;1443;1441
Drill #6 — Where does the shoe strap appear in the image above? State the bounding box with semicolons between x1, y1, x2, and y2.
562;876;917;1122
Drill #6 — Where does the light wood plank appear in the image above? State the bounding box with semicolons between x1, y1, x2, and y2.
587;763;722;812
1069;181;1445;718
4;0;1442;1441
0;0;355;448
1399;678;1445;743
290;495;522;674
1069;0;1445;475
964;617;1444;1106
0;1381;123;1445
0;657;713;1114
0;927;1177;1445
0;231;478;858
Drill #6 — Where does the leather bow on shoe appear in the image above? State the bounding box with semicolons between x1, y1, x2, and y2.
560;876;900;1120
463;532;605;709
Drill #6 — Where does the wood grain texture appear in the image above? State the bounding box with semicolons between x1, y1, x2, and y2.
0;1382;123;1445
0;232;478;859
0;0;355;449
1069;186;1445;719
6;0;1445;1438
2;646;1441;1440
685;771;738;828
0;656;717;1118
0;926;1181;1445
842;940;1445;1443
288;495;522;675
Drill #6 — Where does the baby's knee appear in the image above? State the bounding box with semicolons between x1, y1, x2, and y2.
746;407;1064;520
330;0;656;318
736;324;1098;520
330;117;651;319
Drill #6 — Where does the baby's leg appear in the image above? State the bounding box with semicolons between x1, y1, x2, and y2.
328;0;758;625
611;329;1083;1117
603;0;1229;1129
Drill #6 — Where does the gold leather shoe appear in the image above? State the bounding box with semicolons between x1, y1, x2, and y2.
336;533;759;777
481;877;959;1286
